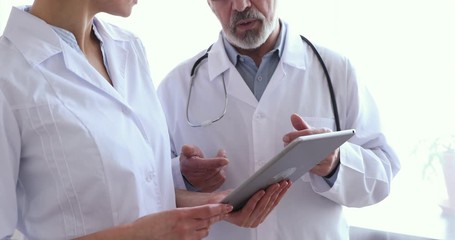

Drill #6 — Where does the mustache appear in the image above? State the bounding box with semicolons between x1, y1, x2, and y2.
230;8;264;28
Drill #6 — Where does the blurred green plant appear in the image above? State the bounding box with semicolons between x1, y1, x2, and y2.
413;134;455;180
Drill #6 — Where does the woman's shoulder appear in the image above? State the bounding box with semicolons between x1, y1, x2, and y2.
94;18;139;42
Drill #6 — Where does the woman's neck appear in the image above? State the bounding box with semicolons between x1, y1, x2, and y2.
30;0;95;53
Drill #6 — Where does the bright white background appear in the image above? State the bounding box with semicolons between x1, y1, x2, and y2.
2;0;455;239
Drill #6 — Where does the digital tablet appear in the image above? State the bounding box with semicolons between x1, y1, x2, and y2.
220;129;355;211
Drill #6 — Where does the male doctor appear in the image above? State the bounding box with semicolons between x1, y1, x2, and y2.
157;0;400;239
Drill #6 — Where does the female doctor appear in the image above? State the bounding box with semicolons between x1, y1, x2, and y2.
0;0;290;239
157;0;400;239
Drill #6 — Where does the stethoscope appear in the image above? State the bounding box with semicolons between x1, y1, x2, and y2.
187;35;341;131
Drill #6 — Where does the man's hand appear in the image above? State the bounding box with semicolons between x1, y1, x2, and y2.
180;145;229;192
282;113;340;177
209;180;291;228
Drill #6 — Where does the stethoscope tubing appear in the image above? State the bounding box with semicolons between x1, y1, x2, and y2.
187;35;341;131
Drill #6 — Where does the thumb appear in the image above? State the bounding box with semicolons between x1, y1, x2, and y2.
290;113;310;131
216;149;227;158
181;144;203;158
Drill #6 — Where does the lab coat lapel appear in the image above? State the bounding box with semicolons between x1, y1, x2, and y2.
62;48;124;102
226;68;258;108
95;18;128;98
103;42;128;98
261;25;308;99
4;8;124;104
3;7;62;67
62;19;129;105
208;37;258;108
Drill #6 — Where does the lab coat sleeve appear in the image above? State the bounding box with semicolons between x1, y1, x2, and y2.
157;60;202;191
171;155;187;189
0;90;21;238
308;58;400;207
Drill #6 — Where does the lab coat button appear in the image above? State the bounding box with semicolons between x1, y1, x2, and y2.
145;171;154;182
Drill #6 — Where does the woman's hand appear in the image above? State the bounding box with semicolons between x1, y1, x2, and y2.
130;204;232;240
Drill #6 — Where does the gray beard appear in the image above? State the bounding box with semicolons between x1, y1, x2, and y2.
225;15;278;50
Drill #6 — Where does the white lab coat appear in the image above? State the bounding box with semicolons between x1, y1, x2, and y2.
157;22;400;240
0;7;175;239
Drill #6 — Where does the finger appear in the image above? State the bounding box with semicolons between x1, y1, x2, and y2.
184;168;226;192
245;183;281;227
249;189;277;227
266;181;291;217
238;190;267;226
195;228;210;239
190;204;233;219
290;113;311;131
216;149;227;158
252;181;287;226
310;163;335;176
199;171;226;192
192;205;231;229
275;180;292;204
254;180;292;226
310;167;324;176
182;157;229;172
181;144;204;158
271;180;291;208
310;151;338;175
283;127;329;145
203;171;226;183
193;216;220;231
282;114;311;144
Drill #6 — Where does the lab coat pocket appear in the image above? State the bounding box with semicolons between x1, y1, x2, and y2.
301;116;336;131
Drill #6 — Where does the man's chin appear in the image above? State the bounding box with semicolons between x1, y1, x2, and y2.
228;33;263;49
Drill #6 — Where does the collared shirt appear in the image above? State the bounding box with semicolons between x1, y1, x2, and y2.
0;6;175;239
51;21;110;74
222;22;339;186
223;21;286;101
